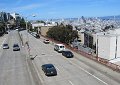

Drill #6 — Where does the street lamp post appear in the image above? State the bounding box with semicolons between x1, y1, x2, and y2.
26;15;36;34
26;15;36;40
25;15;36;56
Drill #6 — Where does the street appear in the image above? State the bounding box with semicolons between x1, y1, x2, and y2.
1;1;120;85
21;30;120;85
0;31;36;85
0;30;120;85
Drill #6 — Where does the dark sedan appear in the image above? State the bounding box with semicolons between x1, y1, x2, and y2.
62;50;74;58
35;34;40;38
41;64;57;76
13;44;20;51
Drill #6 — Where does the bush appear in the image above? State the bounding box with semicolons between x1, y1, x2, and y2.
47;24;78;44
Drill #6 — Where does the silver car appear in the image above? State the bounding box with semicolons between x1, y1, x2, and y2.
3;44;9;49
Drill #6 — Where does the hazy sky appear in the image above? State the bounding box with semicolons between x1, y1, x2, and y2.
0;0;120;19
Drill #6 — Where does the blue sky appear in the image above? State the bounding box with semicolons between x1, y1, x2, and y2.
0;0;120;19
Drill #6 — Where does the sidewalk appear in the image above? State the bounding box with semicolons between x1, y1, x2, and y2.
110;58;120;65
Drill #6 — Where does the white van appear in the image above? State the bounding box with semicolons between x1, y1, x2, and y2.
54;44;65;53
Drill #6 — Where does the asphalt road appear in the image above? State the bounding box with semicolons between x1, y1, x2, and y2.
0;30;36;85
21;30;120;85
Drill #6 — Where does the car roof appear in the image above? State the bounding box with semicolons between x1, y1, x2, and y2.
55;44;64;46
3;44;8;46
14;43;18;45
63;50;72;53
46;39;49;41
42;64;54;67
3;43;8;45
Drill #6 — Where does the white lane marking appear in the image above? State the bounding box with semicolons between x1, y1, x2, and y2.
32;61;44;83
68;80;74;85
56;67;60;71
67;60;108;85
25;58;35;84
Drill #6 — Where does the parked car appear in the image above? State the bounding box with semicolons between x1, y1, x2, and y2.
3;43;9;49
41;64;57;76
16;29;18;31
31;32;40;38
43;39;50;44
13;44;20;51
5;31;8;34
62;50;74;58
35;34;40;38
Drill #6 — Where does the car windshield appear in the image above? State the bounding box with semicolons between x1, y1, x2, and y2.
3;44;8;46
60;46;64;48
46;65;54;69
14;44;19;47
65;51;72;54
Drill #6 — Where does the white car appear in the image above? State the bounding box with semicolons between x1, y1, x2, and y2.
43;39;50;44
54;44;65;53
16;29;18;31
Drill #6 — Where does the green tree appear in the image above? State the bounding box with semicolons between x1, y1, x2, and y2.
66;24;73;31
27;21;32;31
20;18;26;28
0;22;5;35
47;24;78;44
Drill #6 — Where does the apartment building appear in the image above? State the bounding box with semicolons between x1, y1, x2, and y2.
96;28;120;60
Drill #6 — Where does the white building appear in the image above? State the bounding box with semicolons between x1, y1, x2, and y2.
32;22;57;29
32;22;45;29
96;31;120;60
10;13;20;20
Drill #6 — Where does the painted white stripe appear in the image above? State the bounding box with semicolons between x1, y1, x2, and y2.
68;80;74;85
56;67;60;71
32;61;44;83
68;60;108;85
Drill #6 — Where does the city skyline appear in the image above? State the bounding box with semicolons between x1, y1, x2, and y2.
0;0;120;19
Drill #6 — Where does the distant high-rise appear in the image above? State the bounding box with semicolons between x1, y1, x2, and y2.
0;12;7;22
7;13;11;20
81;16;86;23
